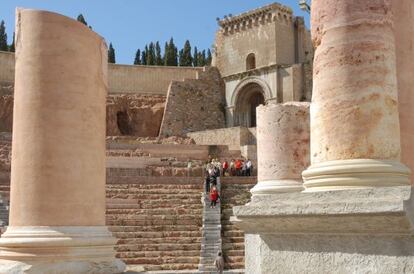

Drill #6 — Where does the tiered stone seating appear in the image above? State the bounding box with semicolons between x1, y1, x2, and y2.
106;179;203;271
220;177;255;269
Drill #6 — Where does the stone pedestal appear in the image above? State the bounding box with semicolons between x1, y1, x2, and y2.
234;186;414;273
302;0;410;190
251;102;310;194
0;9;125;273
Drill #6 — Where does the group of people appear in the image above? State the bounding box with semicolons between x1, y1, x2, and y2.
205;160;221;208
222;158;254;177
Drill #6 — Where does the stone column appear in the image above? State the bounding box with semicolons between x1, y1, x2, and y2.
0;9;125;273
392;0;414;183
302;0;410;191
251;102;310;194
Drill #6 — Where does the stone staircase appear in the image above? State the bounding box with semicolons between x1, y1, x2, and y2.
106;180;203;271
220;177;255;270
198;180;222;272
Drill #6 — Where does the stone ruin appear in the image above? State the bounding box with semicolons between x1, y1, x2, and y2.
1;0;413;273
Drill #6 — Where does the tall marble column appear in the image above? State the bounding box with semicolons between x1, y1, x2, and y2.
251;102;310;194
302;0;410;191
0;9;125;273
233;1;414;273
392;0;414;183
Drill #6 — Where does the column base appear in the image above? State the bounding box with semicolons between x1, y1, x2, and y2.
302;159;411;192
233;186;414;274
250;179;303;195
0;226;125;274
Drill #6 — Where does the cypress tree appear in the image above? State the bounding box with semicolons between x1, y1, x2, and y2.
155;41;163;65
134;49;141;65
181;40;193;67
141;49;147;65
199;50;206;66
9;32;15;52
193;47;199;67
206;49;212;66
178;49;184;66
165;38;178;66
77;14;88;26
108;43;116;63
147;42;156;65
163;42;169;66
0;21;8;52
172;44;178;66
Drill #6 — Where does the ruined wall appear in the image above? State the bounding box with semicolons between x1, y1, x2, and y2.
108;64;202;95
187;127;256;150
0;96;13;132
107;94;165;136
0;52;201;96
159;67;226;137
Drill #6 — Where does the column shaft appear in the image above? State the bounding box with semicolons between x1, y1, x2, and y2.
303;0;410;190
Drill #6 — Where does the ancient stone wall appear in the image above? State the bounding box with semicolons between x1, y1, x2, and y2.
108;64;202;95
159;67;226;137
187;127;256;150
107;94;166;136
0;52;14;95
0;96;13;132
0;52;201;96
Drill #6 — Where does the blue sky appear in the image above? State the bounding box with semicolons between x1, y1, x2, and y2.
0;0;310;65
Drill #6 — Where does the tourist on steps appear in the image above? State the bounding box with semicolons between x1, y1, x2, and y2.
214;251;225;274
230;159;235;176
246;159;253;176
210;185;220;208
222;160;229;176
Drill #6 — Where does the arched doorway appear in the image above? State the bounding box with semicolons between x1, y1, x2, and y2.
234;83;265;127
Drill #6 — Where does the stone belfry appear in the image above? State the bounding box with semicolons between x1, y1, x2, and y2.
0;9;125;273
233;0;414;273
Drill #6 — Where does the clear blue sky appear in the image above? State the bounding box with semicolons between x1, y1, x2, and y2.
0;0;310;65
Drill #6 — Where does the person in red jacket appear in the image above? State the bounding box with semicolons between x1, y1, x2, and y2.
222;160;229;176
210;185;220;208
235;159;242;176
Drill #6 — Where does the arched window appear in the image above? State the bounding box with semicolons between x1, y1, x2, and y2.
246;53;256;70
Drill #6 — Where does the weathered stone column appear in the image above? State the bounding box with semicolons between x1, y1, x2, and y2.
302;0;410;191
233;2;414;273
251;102;310;194
0;9;125;273
392;0;414;183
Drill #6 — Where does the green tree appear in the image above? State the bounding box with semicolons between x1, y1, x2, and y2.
197;50;206;66
77;14;88;26
141;49;147;65
147;42;156;65
0;20;8;52
134;49;141;65
163;42;169;66
178;48;184;66
108;43;116;63
180;40;192;67
193;47;199;67
9;32;15;52
155;41;163;65
206;49;212;66
164;38;178;66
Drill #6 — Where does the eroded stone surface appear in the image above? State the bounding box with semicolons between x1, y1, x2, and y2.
311;0;401;163
257;102;310;181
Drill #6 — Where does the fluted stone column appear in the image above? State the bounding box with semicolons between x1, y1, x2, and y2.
0;9;125;273
302;0;410;191
251;102;310;194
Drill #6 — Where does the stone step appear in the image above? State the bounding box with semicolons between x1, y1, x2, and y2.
112;231;201;239
120;256;199;265
105;194;202;201
131;263;199;271
106;189;202;195
106;208;203;215
108;224;201;232
116;243;200;252
222;237;244;243
106;213;201;221
106;218;202;226
116;237;202;245
117;250;200;258
107;203;202;210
